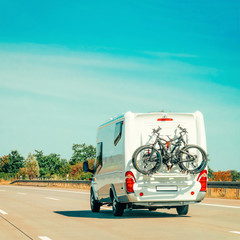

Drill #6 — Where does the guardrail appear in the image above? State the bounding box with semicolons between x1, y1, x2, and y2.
11;180;240;187
11;180;91;184
10;180;240;198
11;179;91;189
207;181;240;198
207;181;240;189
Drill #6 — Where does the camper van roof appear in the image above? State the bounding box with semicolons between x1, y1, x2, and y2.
99;114;124;128
98;111;202;128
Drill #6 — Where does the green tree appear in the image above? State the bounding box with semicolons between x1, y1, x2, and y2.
44;153;61;175
208;166;214;180
0;155;9;172
58;159;71;178
39;168;47;178
3;150;25;173
34;150;69;178
26;153;39;179
231;170;240;182
34;150;60;176
70;143;96;165
34;150;46;170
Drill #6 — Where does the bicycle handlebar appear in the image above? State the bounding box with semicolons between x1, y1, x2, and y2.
152;125;187;144
152;125;187;134
152;126;161;134
177;124;187;133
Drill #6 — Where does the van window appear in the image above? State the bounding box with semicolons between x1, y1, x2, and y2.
95;142;103;174
114;121;123;146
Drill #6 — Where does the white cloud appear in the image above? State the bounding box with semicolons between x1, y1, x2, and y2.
0;44;218;102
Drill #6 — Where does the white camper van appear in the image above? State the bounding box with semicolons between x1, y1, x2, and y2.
85;111;208;216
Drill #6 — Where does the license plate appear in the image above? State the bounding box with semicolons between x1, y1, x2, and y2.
156;186;178;192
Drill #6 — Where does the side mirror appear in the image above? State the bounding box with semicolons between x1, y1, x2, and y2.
83;161;94;174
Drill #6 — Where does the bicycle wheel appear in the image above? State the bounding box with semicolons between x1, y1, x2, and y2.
132;145;162;175
178;144;207;174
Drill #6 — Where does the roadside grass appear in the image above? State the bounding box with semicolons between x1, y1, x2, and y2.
207;188;240;200
0;180;90;190
0;179;12;185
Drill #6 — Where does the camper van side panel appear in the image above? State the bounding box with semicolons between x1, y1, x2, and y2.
95;118;125;199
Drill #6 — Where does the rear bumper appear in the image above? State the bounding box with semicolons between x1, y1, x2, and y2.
118;193;205;208
118;188;206;205
130;200;200;208
124;180;206;203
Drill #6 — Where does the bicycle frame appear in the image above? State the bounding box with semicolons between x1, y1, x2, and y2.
151;127;187;170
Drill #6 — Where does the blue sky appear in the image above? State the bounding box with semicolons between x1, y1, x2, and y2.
0;0;239;171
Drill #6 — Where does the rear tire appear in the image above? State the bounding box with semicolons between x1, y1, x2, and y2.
176;205;189;215
132;145;162;175
90;188;100;212
179;145;207;174
112;198;125;216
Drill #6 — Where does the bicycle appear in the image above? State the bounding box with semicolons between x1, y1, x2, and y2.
132;125;207;175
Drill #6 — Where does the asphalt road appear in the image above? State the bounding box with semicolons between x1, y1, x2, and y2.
0;185;240;240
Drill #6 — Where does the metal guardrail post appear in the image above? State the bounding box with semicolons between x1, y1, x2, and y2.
208;188;211;197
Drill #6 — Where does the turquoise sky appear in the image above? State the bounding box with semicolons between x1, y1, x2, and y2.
0;0;239;171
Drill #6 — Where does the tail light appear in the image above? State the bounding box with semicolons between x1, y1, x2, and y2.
197;170;207;191
125;171;136;193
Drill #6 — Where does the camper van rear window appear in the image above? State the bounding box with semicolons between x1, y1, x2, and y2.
114;121;123;146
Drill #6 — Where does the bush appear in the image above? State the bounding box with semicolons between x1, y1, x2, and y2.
88;158;95;171
16;168;28;179
0;172;16;180
69;162;83;179
80;172;93;180
212;171;232;181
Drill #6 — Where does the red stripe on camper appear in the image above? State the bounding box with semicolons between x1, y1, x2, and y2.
157;118;173;121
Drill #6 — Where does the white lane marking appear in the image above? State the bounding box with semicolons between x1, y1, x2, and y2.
199;203;240;209
45;197;59;201
0;209;8;215
17;192;27;195
2;186;89;194
39;237;52;240
229;231;240;235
